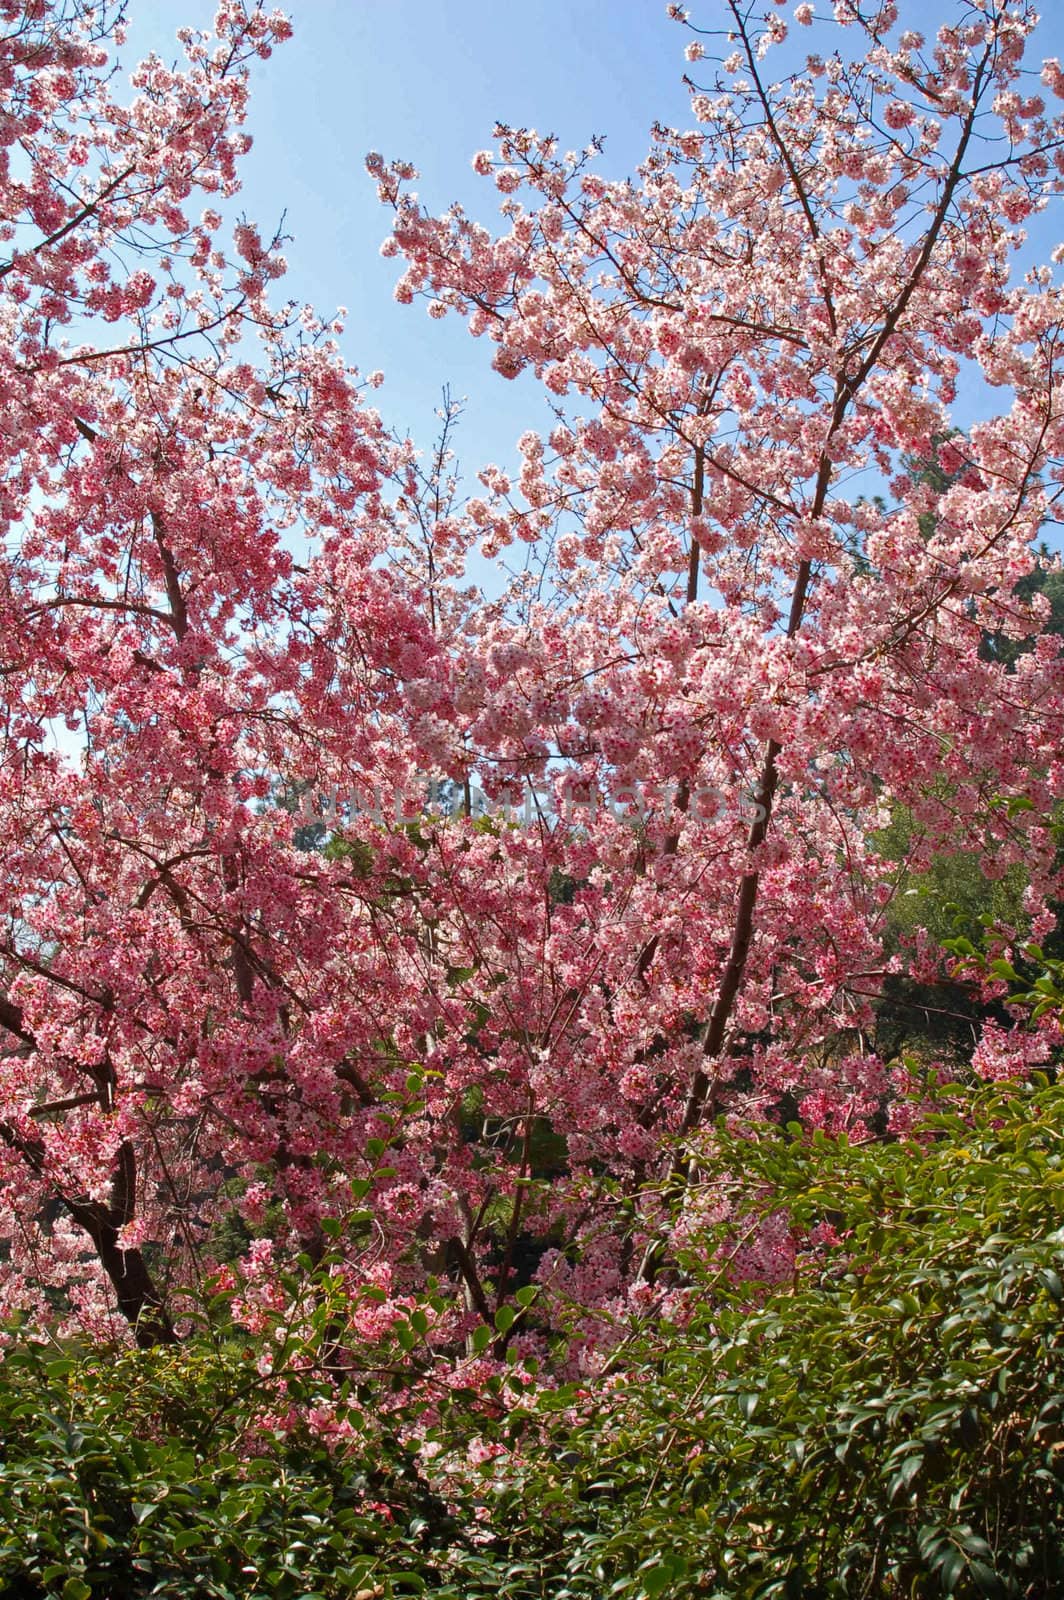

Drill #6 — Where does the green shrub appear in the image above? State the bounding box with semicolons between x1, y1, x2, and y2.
469;1076;1064;1597
0;1328;471;1598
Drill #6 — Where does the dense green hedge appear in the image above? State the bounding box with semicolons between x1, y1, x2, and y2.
0;1331;456;1598
494;1074;1064;1598
2;1073;1063;1598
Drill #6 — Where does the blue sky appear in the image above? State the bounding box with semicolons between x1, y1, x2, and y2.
123;0;707;471
121;1;1064;482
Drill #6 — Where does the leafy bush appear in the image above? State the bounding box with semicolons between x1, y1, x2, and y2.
2;1089;1063;1597
466;1076;1064;1598
0;1328;472;1598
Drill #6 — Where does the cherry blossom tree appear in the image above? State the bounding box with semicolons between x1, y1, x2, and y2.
0;0;452;1344
373;0;1064;1330
2;0;1064;1359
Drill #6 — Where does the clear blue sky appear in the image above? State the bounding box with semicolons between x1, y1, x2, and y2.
123;0;708;471
121;1;1064;480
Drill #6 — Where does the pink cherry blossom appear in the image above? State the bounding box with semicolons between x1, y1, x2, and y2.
0;0;1062;1365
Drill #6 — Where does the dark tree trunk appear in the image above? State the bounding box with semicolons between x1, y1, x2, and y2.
0;997;177;1346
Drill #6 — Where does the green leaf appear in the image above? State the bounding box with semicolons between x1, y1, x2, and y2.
969;1564;1006;1600
62;1583;92;1600
888;1451;923;1499
940;1548;966;1595
1038;1268;1064;1301
494;1304;516;1335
